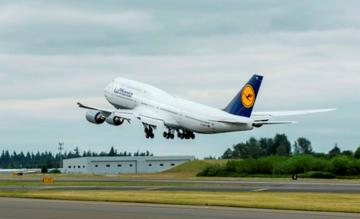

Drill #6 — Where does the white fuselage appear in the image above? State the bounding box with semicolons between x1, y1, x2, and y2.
104;78;253;134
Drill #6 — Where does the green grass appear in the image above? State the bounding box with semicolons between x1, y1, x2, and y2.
1;158;359;181
163;160;227;175
0;190;359;213
0;181;203;187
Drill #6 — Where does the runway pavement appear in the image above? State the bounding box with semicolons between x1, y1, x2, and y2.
0;178;359;192
0;197;358;219
1;184;360;192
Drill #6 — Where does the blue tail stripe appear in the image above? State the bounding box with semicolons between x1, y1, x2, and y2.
224;74;263;118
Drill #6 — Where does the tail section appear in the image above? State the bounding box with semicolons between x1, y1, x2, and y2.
224;74;263;118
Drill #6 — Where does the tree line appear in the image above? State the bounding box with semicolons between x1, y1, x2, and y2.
221;134;360;159
199;155;360;178
0;146;153;169
199;134;360;178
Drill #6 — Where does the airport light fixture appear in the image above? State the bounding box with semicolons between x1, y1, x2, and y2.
58;142;64;169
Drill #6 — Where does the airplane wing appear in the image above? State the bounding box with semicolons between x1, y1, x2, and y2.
0;169;41;174
78;102;179;129
77;102;133;121
132;105;179;129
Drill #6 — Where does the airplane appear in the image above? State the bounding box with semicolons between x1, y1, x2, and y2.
0;169;41;175
78;74;335;140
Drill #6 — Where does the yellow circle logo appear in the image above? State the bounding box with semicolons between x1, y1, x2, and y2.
241;84;255;108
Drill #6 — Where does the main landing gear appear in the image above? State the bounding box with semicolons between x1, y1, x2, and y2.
177;130;195;140
143;124;196;140
163;128;195;140
163;129;175;139
143;123;155;139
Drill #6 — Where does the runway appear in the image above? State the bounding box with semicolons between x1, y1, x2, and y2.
0;197;358;219
0;178;359;192
1;184;360;192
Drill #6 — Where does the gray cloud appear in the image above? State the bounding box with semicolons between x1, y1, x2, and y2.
0;1;359;55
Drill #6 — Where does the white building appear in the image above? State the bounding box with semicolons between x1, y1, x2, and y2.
62;156;194;174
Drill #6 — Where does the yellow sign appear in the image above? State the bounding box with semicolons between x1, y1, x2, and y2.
241;84;255;108
42;176;54;184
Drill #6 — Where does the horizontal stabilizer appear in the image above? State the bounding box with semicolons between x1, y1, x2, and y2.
253;121;297;126
253;108;336;117
210;116;252;124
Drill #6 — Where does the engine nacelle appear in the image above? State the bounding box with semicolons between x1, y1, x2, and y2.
253;124;263;128
85;110;106;124
106;114;124;126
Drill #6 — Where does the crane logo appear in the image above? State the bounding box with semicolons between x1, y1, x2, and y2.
241;84;255;108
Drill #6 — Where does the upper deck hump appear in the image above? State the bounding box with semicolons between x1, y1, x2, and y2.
114;77;174;101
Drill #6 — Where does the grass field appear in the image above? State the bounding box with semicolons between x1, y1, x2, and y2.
1;159;359;213
0;160;227;180
2;160;360;183
163;159;226;175
0;190;359;213
0;181;203;187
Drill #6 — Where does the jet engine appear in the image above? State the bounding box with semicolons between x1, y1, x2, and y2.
85;110;106;124
252;123;263;128
106;114;124;126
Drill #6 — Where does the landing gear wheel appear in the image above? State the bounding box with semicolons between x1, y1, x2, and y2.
163;128;175;140
176;130;195;140
143;123;156;139
144;128;154;139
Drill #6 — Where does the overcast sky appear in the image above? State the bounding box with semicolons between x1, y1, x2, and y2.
0;0;359;157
